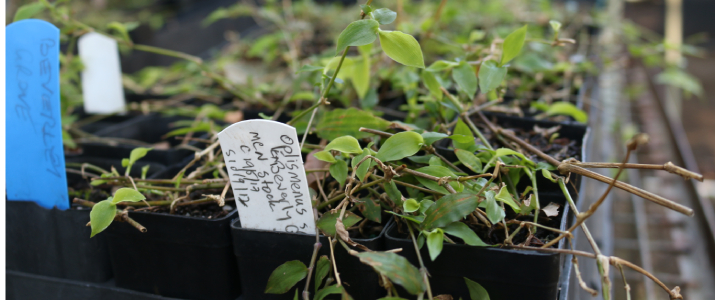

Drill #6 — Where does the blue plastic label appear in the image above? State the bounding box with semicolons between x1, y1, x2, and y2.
6;19;68;209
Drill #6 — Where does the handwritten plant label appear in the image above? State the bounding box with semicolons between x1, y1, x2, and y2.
79;32;126;114
218;120;316;233
6;20;69;209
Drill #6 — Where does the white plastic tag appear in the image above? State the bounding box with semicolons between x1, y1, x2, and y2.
79;32;126;114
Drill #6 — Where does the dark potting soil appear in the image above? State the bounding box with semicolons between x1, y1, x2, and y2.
148;203;233;219
478;118;582;163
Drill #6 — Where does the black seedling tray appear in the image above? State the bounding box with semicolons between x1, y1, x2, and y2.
81;114;203;165
230;218;390;300
384;191;572;300
6;270;245;300
105;209;240;300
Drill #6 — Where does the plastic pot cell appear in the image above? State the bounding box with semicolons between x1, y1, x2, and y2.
384;192;571;300
231;218;390;300
104;209;240;300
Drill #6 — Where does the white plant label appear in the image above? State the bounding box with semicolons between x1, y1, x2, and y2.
218;120;316;233
79;32;126;114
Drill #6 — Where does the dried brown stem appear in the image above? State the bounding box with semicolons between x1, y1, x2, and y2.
571;161;702;181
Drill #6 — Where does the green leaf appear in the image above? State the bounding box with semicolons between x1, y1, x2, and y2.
352;147;378;181
359;197;382;223
483;148;533;172
452;119;475;150
314;150;337;163
378;31;425;68
297;65;325;74
315;285;344;300
465;277;491;300
424;228;444;261
265;260;308;294
376;132;424;162
330;159;349;188
352;56;371;99
484;191;505;224
426;60;458;72
421;70;443;100
542;168;558;183
443;222;488;246
316;211;363;237
121;158;130;168
656;68;703;97
360;5;373;15
371;8;397;25
90;200;117;238
403;198;421;213
316;108;391;141
325;136;363;154
500;25;527;66
494;186;520;213
129;147;152;166
421;192;479;230
111;188;146;204
315;256;331;292
545;102;588;123
455;149;482;174
356;252;425;295
415;166;462;194
550;20;562;32
384;180;403;206
107;22;133;43
14;2;45;22
336;20;380;52
478;60;507;94
421;132;448;146
453;62;477;98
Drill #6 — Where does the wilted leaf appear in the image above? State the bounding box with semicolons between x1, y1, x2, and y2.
453;62;477;98
356;252;425;295
336;20;380;52
316;211;363;237
465;277;491;300
542;202;561;217
378;30;425;68
421;192;479;230
376;131;424;162
265;260;308;294
90;200;117;238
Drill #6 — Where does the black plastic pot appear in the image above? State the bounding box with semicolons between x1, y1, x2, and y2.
384;192;571;300
105;208;240;300
81;114;202;165
231;218;389;300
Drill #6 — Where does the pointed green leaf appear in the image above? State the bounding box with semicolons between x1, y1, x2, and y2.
424;229;444;261
421;70;443;100
352;147;377;181
371;8;397;25
545;102;588;123
421;192;479;230
453;62;477;98
14;3;45;22
265;260;308;294
325;136;363;154
550;20;562;32
452;119;476;150
315;285;344;300
421;131;449;146
465;277;491;300
330;159;349;188
314;150;337;163
315;256;331;292
415;166;462;194
478;60;507;94
376;131;424;162
501;25;527;66
111;188;146;204
378;31;425;68
484;191;505;224
426;60;459;72
129;147;152;165
336;19;380;52
403;198;421;213
356;252;425;295
316;211;362;237
384;180;403;206
494;186;520;213
455;149;483;173
443;222;488;246
90;200;117;238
